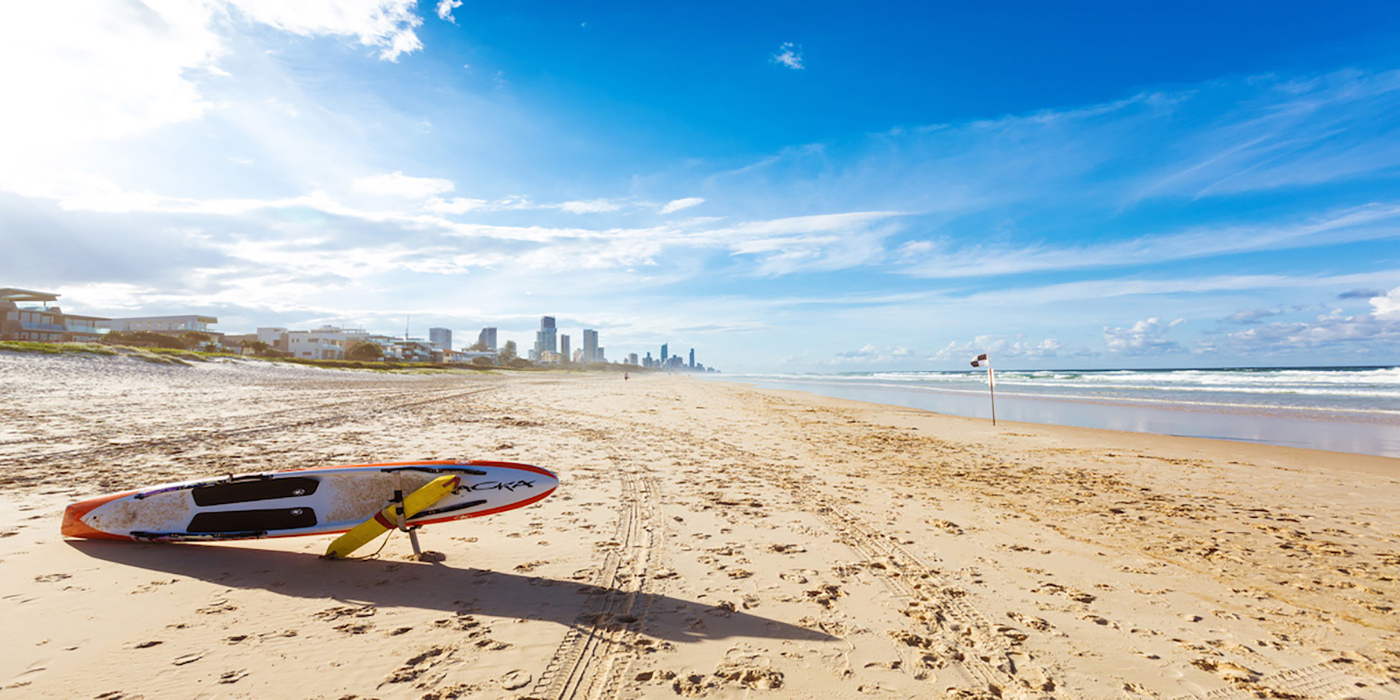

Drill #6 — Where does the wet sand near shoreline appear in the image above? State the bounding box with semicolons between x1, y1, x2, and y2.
1;353;1398;699
731;376;1400;458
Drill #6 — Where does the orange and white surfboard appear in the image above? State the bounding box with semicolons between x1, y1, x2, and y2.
61;460;557;542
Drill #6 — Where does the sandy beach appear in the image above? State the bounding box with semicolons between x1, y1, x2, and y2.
1;353;1398;699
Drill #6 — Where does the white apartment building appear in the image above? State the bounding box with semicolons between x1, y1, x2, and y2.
271;326;385;360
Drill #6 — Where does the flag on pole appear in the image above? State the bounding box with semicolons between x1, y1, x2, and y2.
971;353;994;386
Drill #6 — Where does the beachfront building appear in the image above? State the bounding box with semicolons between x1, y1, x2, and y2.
533;316;557;362
582;329;598;364
429;327;452;351
394;340;435;363
477;327;497;352
100;315;217;334
559;334;570;364
0;288;108;343
275;326;390;360
627;352;638;365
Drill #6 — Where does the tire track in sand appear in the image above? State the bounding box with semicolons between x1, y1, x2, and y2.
534;401;1057;699
528;438;662;700
0;386;496;478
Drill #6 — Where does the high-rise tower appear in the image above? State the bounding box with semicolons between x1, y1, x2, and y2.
429;327;452;351
534;316;557;360
583;329;599;364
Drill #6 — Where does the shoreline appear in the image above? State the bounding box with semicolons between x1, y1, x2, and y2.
2;354;1397;698
718;374;1400;458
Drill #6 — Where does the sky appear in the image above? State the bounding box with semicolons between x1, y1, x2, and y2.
3;1;1400;372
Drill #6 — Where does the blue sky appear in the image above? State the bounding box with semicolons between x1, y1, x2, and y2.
3;1;1400;371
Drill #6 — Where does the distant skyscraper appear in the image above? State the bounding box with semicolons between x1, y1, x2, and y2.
582;329;598;364
627;352;638;365
429;327;452;351
644;351;652;368
688;348;695;368
559;334;570;363
534;316;557;360
661;343;668;363
477;327;497;352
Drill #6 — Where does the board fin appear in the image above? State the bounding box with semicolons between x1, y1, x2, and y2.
324;475;460;559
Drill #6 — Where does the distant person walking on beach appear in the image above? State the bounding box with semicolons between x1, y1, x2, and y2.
624;372;629;381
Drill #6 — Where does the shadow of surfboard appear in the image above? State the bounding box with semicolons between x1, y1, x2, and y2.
67;540;836;645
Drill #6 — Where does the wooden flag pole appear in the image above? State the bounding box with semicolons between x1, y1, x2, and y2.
972;353;996;426
988;366;996;426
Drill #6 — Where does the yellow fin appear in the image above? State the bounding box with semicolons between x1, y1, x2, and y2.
324;475;460;559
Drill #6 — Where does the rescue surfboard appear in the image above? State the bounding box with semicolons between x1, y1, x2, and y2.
61;460;557;542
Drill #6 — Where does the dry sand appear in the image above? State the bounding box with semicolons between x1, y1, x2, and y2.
1;352;1398;699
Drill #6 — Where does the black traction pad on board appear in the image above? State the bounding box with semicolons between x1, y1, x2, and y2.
188;507;318;533
192;477;320;506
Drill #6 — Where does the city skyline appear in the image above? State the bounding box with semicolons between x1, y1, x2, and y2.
3;4;1400;372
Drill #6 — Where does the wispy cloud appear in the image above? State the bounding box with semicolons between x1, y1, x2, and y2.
1129;70;1400;200
772;42;804;70
660;197;705;214
352;171;455;198
224;0;426;62
435;0;463;24
896;203;1400;279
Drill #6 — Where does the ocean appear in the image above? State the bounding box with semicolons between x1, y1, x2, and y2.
712;366;1400;458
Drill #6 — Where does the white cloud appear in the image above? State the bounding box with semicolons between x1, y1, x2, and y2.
225;0;425;62
701;212;905;276
932;337;1065;362
772;42;804;70
1371;287;1400;319
830;344;915;365
436;0;463;24
552;199;624;214
660;197;705;214
424;197;489;214
352;171;455;198
1103;317;1187;355
1219;307;1400;351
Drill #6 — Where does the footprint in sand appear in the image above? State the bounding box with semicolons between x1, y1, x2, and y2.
780;569;816;584
172;652;203;666
384;646;451;684
314;605;376;621
218;669;248;684
500;669;531;690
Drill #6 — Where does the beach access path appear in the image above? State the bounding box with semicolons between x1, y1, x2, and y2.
1;353;1397;699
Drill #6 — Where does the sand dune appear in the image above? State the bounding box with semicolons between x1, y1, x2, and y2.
1;352;1397;698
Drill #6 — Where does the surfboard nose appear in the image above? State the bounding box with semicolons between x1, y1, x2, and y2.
61;494;131;540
